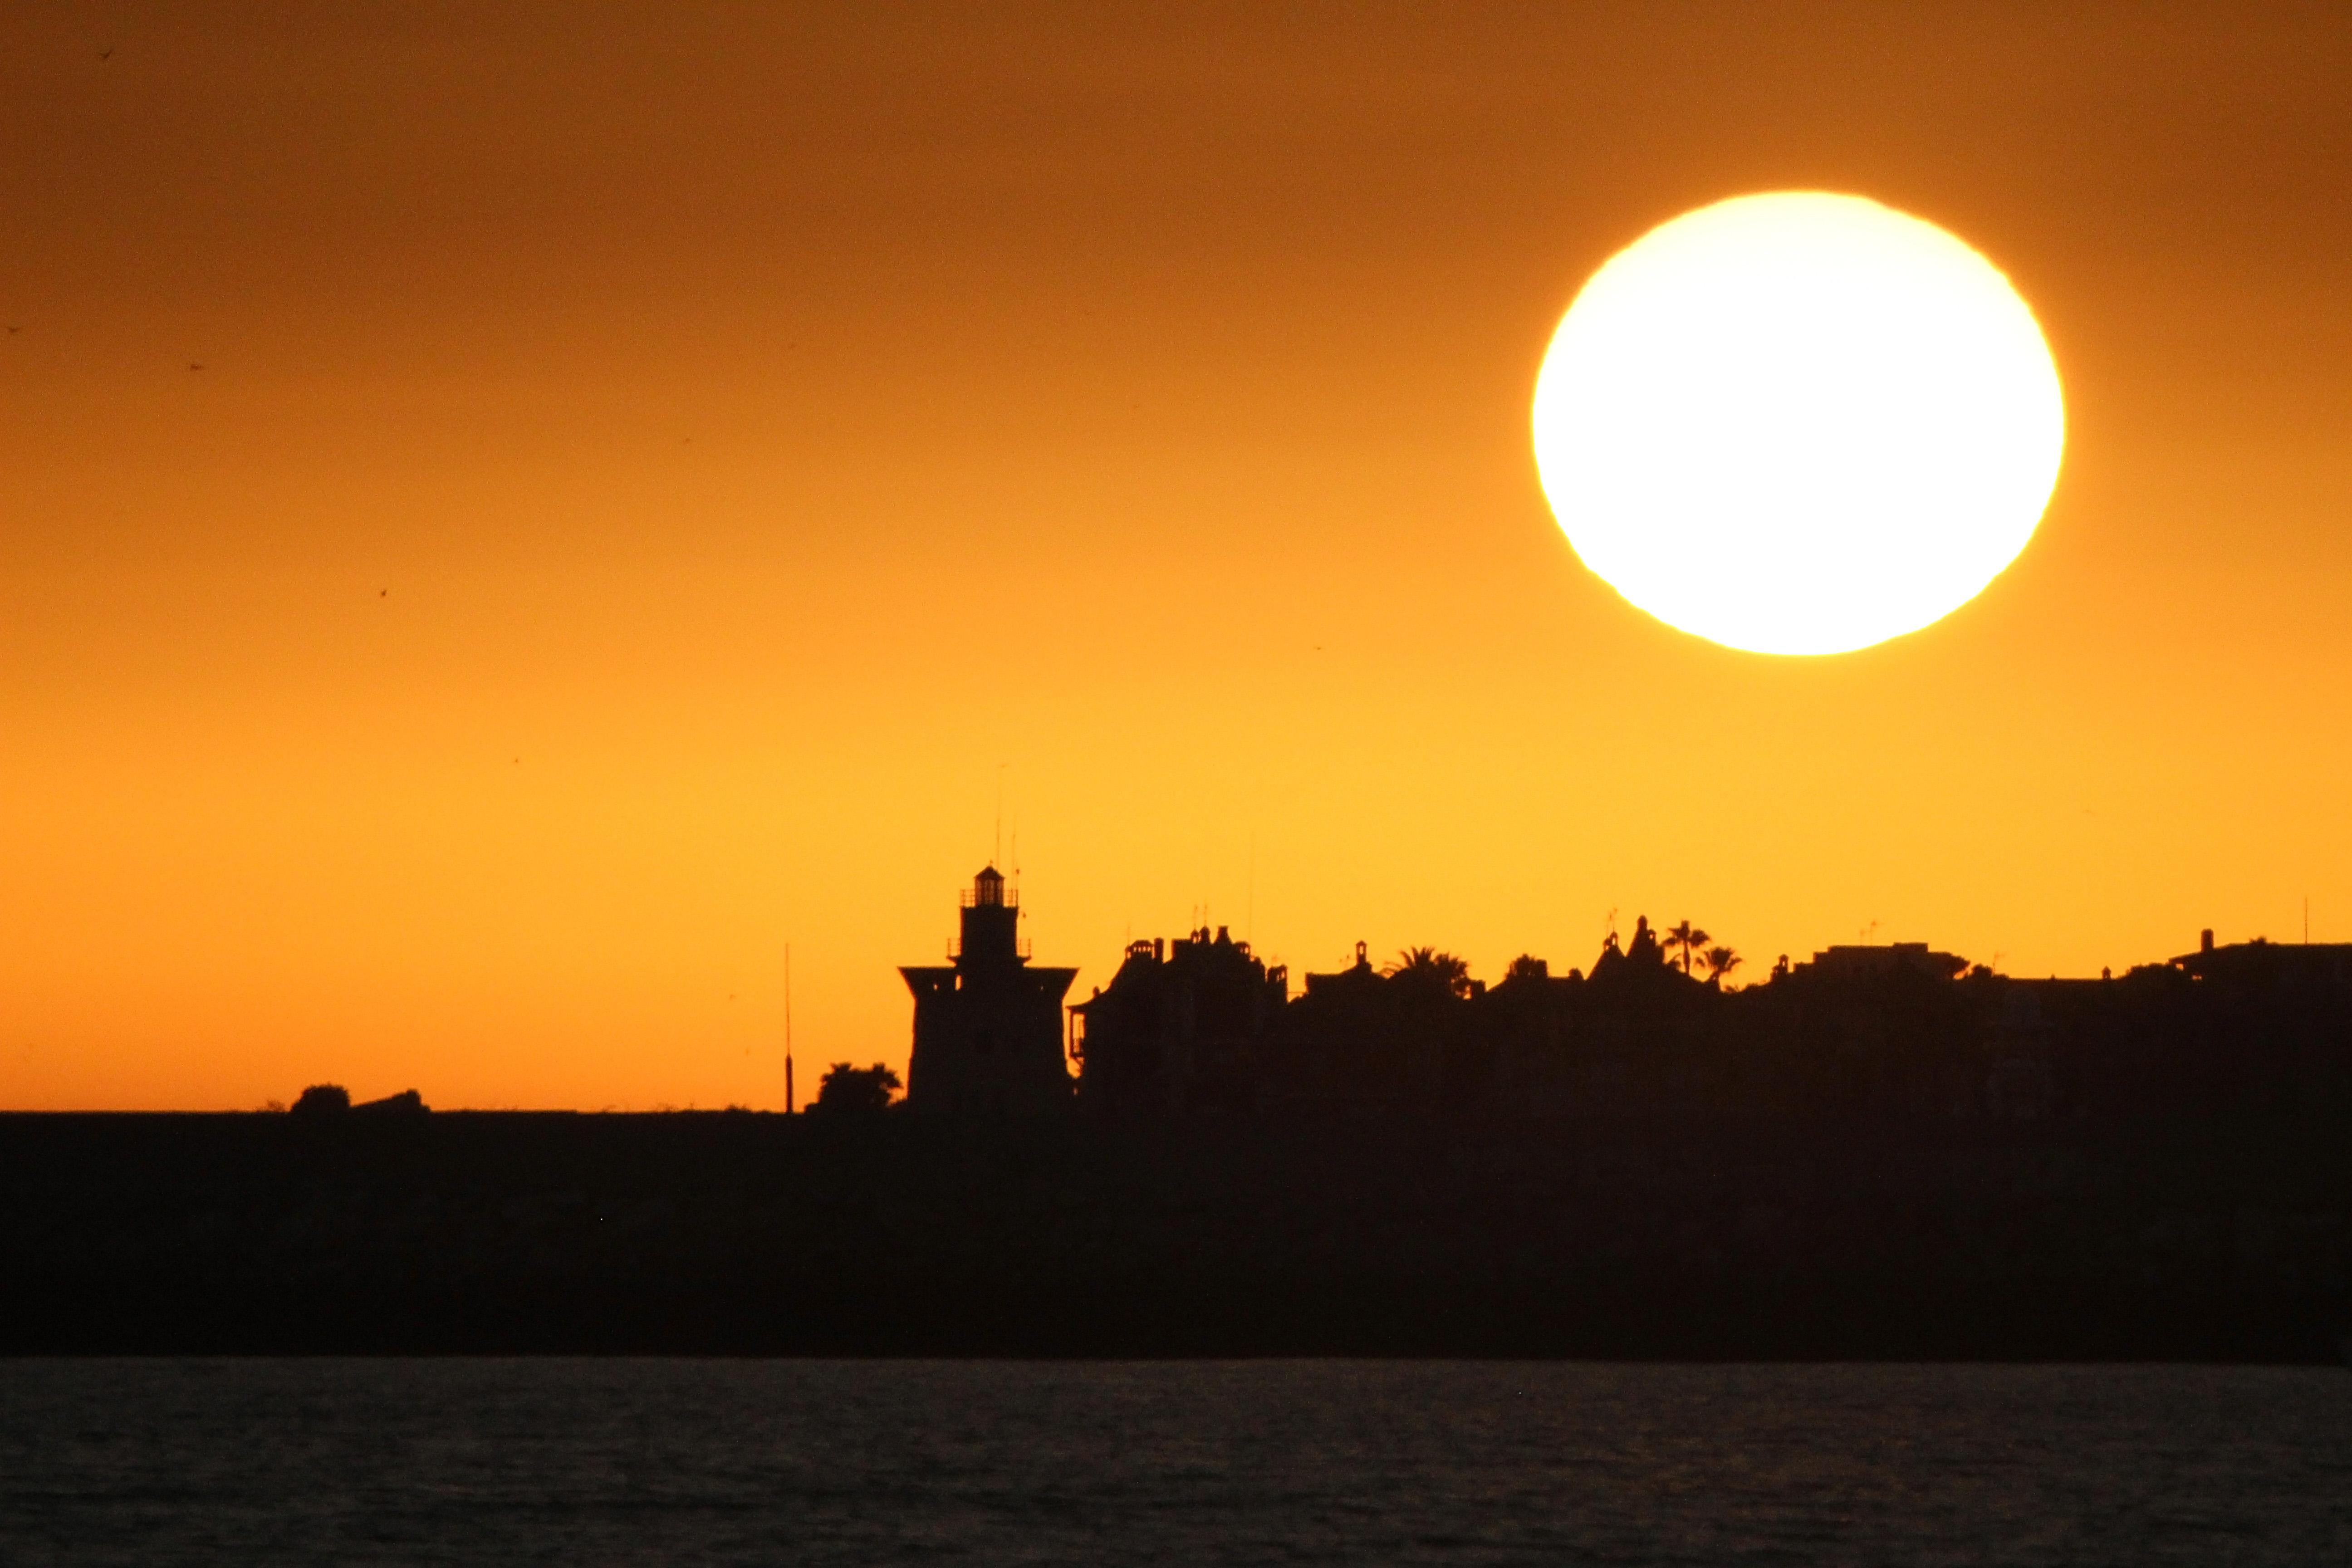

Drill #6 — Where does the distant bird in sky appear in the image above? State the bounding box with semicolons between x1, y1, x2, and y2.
188;362;203;371
6;325;20;335
98;47;113;61
380;588;387;596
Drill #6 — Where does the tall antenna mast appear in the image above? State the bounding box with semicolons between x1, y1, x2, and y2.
784;942;795;1114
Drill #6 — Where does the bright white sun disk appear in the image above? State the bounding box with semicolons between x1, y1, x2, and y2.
1531;192;2064;655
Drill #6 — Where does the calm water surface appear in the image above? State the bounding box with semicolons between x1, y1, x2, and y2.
2;1361;2347;1564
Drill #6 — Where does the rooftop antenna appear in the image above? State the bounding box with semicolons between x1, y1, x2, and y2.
784;942;795;1115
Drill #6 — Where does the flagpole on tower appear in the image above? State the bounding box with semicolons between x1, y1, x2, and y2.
784;942;795;1114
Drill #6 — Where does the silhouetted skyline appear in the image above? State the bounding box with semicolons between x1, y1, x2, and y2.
10;6;2352;1111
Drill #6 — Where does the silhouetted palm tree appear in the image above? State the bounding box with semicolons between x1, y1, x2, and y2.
1664;920;1711;976
1704;945;1742;987
1382;946;1474;999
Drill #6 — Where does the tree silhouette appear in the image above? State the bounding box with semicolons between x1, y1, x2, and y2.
1664;920;1711;976
815;1062;901;1113
1382;946;1474;999
1704;945;1742;987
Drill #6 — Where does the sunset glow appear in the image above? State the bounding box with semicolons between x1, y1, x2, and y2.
5;9;2351;1112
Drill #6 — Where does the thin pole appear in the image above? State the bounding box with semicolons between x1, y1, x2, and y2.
784;943;795;1113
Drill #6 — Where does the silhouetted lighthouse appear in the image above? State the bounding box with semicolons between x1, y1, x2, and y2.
899;866;1077;1115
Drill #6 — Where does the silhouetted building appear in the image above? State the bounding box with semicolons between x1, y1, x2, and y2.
1270;941;1494;1113
1791;943;1968;983
1070;925;1287;1117
900;866;1077;1115
2172;934;2352;989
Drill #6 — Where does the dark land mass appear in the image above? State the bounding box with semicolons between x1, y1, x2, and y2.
9;921;2352;1359
5;1107;2346;1360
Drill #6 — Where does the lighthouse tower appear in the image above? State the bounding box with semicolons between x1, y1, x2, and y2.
898;866;1077;1115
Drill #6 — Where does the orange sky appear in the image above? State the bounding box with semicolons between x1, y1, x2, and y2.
6;3;2352;1109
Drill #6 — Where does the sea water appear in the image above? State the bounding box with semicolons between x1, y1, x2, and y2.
2;1360;2347;1564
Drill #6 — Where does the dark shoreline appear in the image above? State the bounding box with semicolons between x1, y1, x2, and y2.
6;1110;2346;1361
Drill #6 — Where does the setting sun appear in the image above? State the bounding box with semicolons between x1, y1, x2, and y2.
1532;192;2065;656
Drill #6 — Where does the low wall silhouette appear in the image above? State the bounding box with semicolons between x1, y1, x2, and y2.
4;1110;2347;1359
